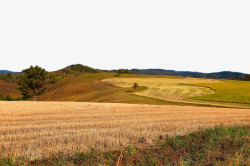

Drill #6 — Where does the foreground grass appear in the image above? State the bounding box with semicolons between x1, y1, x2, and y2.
1;125;249;165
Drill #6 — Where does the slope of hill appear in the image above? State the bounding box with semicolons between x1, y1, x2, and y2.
35;73;250;108
0;81;22;98
0;65;249;107
131;69;247;80
37;73;196;106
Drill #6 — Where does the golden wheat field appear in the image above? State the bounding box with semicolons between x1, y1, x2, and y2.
0;101;249;159
103;77;221;100
103;77;250;108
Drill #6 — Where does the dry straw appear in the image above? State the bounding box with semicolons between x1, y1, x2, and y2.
0;101;249;159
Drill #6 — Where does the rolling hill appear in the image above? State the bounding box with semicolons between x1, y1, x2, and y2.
34;72;250;108
55;64;106;76
36;73;194;106
0;64;249;108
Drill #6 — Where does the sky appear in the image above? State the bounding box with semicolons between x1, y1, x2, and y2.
0;1;249;73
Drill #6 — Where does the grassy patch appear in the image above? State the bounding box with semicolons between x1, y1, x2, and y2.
190;80;250;104
1;125;249;165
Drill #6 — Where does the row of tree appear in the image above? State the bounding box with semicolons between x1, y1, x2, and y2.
0;73;20;83
117;69;130;76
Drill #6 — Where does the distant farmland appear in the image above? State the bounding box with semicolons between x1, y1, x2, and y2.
1;73;249;108
0;101;249;159
103;77;250;108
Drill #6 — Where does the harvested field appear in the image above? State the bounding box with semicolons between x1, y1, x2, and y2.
102;77;222;100
0;101;249;159
103;77;250;108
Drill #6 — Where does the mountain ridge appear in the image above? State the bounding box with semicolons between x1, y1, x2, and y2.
130;69;249;80
1;65;249;80
0;70;20;74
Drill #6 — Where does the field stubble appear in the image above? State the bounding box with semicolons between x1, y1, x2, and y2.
102;78;220;100
103;77;250;108
0;101;249;159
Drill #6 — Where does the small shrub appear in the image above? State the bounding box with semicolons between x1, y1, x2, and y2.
133;82;138;90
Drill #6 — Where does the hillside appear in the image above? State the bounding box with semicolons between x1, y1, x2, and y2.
0;81;22;98
0;65;249;108
37;73;196;106
34;73;250;108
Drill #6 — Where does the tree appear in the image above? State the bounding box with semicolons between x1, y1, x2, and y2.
18;66;48;100
117;69;122;76
0;73;12;82
117;69;130;76
133;82;138;90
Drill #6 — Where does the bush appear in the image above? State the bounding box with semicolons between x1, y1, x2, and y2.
0;73;12;82
0;94;23;101
133;82;138;90
117;69;130;76
0;94;5;100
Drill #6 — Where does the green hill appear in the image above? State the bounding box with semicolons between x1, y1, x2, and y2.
56;64;104;76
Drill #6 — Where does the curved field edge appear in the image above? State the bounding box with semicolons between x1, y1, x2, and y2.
34;73;222;107
1;125;249;166
102;77;250;108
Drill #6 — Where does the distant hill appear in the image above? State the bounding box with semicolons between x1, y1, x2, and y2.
0;70;19;74
131;69;248;80
55;64;106;76
1;65;249;81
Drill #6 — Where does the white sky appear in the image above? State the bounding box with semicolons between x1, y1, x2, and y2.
0;1;249;73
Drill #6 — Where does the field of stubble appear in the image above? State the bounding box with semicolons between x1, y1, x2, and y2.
0;101;249;159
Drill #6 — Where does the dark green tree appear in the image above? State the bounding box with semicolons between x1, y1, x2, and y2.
18;66;48;100
117;69;130;76
0;73;12;82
